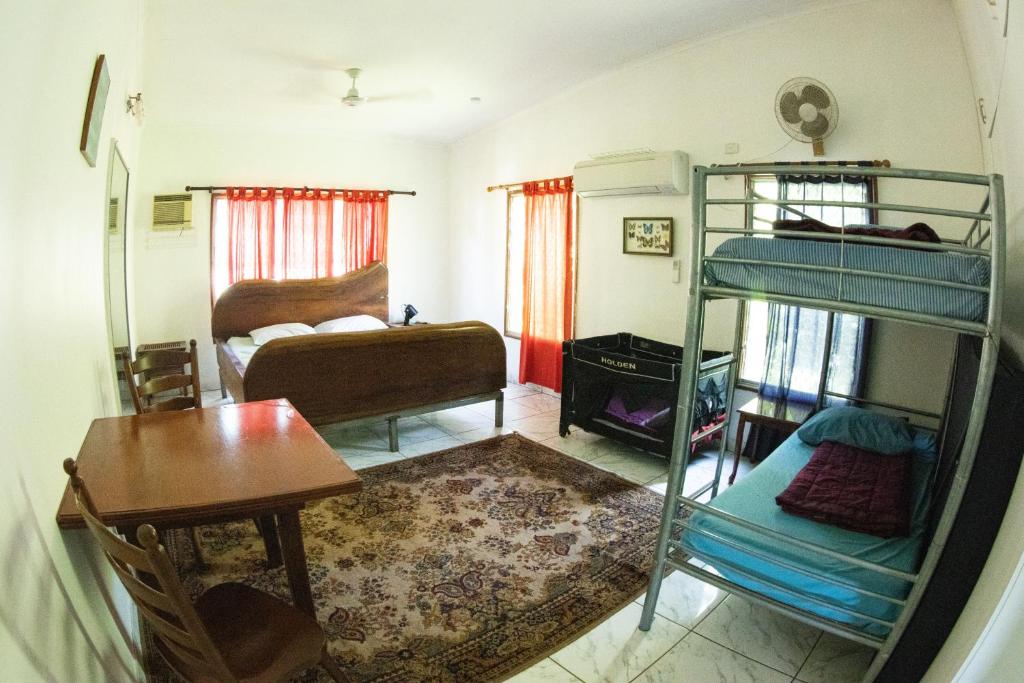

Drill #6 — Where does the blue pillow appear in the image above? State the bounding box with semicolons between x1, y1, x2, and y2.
797;406;914;455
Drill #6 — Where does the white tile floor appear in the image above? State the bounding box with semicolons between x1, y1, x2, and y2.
201;384;874;683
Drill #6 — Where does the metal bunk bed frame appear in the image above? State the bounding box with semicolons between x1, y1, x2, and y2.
637;164;1005;682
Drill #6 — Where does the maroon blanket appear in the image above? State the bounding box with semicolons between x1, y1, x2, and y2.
776;440;912;537
773;218;941;247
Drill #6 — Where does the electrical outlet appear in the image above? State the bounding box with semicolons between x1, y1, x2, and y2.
725;143;740;155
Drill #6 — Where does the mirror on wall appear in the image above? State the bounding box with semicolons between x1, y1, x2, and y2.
105;141;132;413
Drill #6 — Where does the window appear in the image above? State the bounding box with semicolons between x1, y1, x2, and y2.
210;189;387;302
738;173;872;402
504;191;525;338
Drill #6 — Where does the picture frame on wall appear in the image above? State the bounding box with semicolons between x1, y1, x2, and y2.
623;217;673;256
80;54;110;167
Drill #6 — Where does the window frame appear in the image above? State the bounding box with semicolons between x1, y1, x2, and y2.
503;188;524;339
735;172;877;394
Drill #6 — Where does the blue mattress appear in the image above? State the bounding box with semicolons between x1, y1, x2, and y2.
680;429;937;636
705;237;990;322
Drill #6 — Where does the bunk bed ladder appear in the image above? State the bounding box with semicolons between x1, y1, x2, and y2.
640;165;716;632
863;173;1005;681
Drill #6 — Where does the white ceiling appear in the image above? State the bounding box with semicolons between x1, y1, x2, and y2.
143;0;853;143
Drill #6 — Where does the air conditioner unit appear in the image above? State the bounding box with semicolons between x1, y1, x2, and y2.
152;193;193;231
574;151;688;197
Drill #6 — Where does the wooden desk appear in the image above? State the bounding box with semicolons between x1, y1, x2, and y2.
730;396;813;485
57;399;360;615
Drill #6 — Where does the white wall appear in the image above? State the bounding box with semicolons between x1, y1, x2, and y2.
925;2;1024;681
0;0;146;679
448;0;981;411
133;122;451;388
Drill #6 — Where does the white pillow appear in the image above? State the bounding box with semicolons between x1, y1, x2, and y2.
248;322;315;346
314;314;389;334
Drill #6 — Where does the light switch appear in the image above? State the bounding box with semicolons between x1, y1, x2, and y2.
672;259;682;283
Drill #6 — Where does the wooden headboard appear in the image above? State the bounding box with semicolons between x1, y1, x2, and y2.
211;261;389;340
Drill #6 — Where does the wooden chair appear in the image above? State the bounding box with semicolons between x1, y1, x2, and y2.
64;458;348;683
122;340;283;570
124;339;203;414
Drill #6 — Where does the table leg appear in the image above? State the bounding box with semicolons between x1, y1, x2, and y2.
256;515;283;569
730;414;746;485
387;417;399;452
277;509;316;616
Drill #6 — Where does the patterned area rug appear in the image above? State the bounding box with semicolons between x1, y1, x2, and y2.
178;433;666;682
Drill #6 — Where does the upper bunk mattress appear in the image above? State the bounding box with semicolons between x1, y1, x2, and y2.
705;237;990;322
680;428;937;637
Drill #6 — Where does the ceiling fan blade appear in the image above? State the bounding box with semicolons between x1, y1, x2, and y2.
779;92;803;124
801;114;830;138
365;90;434;104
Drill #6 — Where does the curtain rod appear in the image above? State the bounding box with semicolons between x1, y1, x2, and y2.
184;185;416;196
712;159;891;169
486;174;573;192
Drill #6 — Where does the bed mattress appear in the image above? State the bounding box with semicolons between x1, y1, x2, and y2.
226;336;259;369
705;237;990;322
680;429;937;636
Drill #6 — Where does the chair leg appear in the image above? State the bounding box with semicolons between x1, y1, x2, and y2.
189;526;208;570
320;646;350;683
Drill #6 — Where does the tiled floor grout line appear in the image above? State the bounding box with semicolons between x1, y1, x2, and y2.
624;627;691;683
546;656;586;682
792;631;824;682
689;631;801;680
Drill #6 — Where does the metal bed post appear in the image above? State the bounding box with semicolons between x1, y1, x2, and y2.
639;166;710;631
709;304;743;498
862;174;1005;681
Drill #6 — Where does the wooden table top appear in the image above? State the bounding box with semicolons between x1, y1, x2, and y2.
737;396;814;424
57;399;361;529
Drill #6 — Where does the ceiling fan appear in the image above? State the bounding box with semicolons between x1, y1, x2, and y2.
340;67;430;107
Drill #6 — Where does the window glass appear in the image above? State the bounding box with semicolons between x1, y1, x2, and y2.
738;176;869;394
505;192;525;337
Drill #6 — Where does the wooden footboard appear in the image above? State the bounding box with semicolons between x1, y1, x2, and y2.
240;321;506;426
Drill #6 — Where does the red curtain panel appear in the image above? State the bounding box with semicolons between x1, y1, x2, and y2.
519;177;575;392
282;188;336;279
340;190;389;272
225;188;277;284
220;188;389;291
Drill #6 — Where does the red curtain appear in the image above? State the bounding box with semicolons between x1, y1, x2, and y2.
283;188;335;279
225;188;276;284
519;177;575;392
340;190;389;271
220;188;389;293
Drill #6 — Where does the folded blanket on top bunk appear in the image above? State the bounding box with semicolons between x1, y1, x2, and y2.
775;441;912;538
773;218;941;247
705;236;990;322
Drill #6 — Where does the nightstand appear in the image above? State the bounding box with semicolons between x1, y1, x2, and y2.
729;396;813;485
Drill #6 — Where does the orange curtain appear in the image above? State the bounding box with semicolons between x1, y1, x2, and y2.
282;188;335;279
225;188;276;284
340;190;389;272
519;177;575;392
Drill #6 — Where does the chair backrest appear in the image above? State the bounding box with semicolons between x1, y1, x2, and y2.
63;458;235;681
124;339;203;415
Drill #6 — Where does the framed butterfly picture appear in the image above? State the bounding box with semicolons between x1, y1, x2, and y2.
623;217;673;256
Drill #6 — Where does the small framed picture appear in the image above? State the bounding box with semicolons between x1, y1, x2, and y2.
80;54;110;167
623;217;673;256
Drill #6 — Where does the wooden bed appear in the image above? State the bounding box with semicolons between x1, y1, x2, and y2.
211;262;506;450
